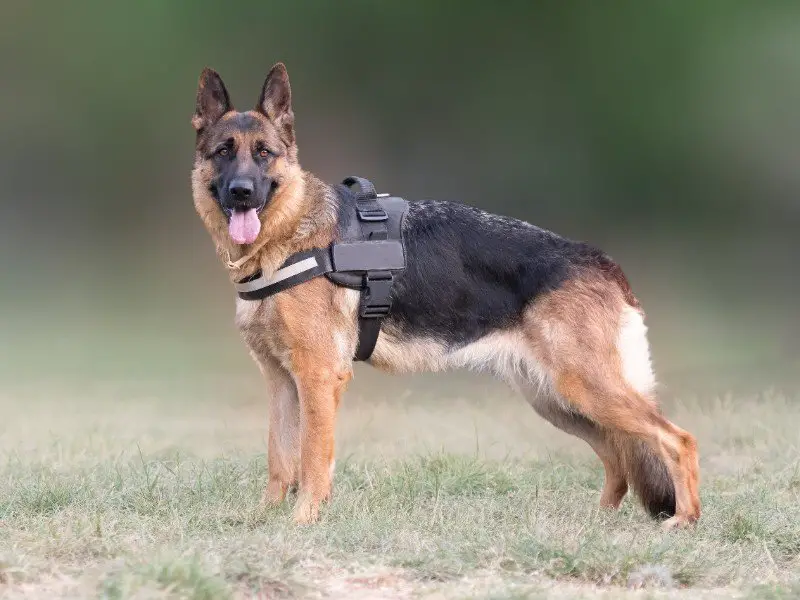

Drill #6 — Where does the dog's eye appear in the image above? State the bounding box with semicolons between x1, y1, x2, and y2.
217;147;229;157
258;149;271;159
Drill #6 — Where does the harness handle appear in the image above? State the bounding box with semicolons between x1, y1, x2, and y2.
343;175;387;226
342;176;378;200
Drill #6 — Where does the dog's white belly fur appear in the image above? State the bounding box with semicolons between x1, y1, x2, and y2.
371;327;553;395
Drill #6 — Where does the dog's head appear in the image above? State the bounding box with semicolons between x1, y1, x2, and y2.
191;63;302;246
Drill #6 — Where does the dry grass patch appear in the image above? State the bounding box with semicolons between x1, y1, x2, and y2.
0;377;798;598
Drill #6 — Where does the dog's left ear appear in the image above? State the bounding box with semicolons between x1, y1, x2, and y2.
257;62;294;142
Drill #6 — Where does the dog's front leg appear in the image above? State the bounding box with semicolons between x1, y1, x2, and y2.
258;357;300;506
291;357;351;524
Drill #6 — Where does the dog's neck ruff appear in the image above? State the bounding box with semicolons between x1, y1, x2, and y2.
233;176;408;361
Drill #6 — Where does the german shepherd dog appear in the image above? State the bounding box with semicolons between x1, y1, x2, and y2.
190;63;701;527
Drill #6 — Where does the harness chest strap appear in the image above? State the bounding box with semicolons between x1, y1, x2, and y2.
232;176;408;362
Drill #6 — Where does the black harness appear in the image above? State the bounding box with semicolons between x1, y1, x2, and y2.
233;176;408;362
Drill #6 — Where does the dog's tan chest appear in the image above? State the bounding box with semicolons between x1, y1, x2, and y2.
235;296;290;368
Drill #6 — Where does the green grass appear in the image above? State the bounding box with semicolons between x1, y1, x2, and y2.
1;375;799;599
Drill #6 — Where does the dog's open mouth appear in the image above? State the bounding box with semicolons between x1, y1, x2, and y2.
228;203;266;245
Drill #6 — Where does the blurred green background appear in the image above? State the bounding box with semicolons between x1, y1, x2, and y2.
0;1;798;395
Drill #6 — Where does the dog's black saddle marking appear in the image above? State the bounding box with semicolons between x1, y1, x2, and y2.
234;176;408;362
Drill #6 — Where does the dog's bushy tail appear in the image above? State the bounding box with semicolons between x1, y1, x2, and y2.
620;436;676;519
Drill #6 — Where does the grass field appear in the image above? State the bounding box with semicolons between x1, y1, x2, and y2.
1;368;799;599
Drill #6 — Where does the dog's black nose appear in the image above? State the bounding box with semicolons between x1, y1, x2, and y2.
229;178;254;200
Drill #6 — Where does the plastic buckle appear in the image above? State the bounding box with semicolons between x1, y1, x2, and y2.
356;206;388;222
360;271;393;318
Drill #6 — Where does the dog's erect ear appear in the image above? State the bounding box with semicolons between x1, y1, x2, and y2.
256;62;294;140
192;68;233;131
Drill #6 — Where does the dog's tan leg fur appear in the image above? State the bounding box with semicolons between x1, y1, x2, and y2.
259;358;300;506
592;437;630;509
265;279;356;524
524;390;629;510
290;360;351;523
525;271;701;527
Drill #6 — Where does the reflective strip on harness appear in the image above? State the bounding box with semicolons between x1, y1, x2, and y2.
234;256;319;294
234;248;335;301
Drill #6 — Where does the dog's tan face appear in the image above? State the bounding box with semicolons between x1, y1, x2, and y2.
191;63;303;246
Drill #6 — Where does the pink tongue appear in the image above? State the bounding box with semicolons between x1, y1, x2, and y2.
228;209;261;245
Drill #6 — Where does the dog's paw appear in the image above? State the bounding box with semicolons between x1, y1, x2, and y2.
661;514;698;531
292;495;320;525
260;478;289;507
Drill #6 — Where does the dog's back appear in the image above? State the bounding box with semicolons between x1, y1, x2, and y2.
383;199;631;346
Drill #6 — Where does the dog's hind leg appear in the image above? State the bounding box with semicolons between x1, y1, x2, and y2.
450;328;630;509
521;386;629;509
551;373;698;528
523;272;700;527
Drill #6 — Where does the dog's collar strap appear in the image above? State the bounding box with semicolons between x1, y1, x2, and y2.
233;176;408;362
